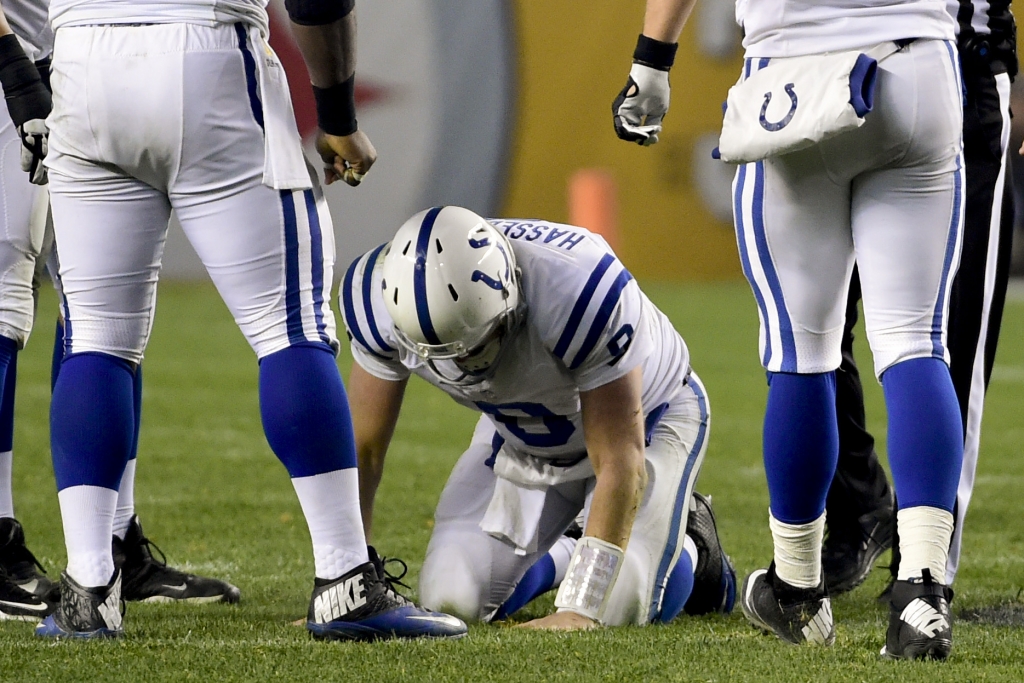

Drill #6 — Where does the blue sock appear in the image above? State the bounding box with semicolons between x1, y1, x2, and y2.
882;358;963;512
51;353;135;491
493;554;557;620
51;318;65;392
0;348;16;454
763;371;838;524
130;364;143;461
657;550;695;623
259;344;356;477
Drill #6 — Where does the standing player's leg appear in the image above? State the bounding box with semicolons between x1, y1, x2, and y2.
822;268;894;594
852;39;965;661
734;145;855;645
944;67;1014;584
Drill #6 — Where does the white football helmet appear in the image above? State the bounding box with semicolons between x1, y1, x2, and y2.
381;206;523;384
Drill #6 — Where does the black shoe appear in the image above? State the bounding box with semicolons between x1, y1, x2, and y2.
741;563;834;645
114;516;240;604
0;518;59;607
34;570;124;639
306;547;467;642
0;573;52;621
822;493;894;595
881;569;953;661
683;493;736;615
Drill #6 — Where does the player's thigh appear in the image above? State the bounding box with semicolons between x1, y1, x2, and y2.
734;154;854;374
852;43;963;378
173;180;336;359
47;164;171;362
421;419;582;622
0;113;46;345
599;374;709;626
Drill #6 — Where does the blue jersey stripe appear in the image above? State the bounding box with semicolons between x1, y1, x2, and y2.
734;164;773;367
752;161;797;371
414;207;444;345
303;190;329;344
342;254;390;360
234;23;264;131
280;191;305;345
553;253;615;360
362;243;396;353
931;154;963;357
568;267;634;370
649;378;708;621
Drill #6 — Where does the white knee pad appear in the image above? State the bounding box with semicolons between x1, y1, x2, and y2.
418;549;486;623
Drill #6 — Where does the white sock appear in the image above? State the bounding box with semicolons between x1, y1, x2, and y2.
683;533;699;570
112;458;137;539
897;506;954;583
58;485;118;587
0;451;13;519
769;510;825;589
549;535;577;585
290;469;369;580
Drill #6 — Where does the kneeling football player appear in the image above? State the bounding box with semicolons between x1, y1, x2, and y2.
342;206;736;628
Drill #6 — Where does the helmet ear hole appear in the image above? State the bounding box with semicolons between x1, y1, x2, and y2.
448;284;459;301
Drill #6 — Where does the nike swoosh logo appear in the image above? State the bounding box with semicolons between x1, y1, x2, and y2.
0;599;49;612
164;583;188;592
19;580;39;594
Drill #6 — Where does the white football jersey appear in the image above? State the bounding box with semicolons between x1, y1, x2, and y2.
736;0;955;57
5;0;54;62
49;0;268;31
342;220;690;463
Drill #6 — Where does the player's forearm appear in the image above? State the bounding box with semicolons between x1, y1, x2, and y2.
0;10;12;38
585;450;647;549
290;12;357;89
642;0;697;43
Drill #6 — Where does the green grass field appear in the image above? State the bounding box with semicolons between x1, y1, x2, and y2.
1;281;1022;682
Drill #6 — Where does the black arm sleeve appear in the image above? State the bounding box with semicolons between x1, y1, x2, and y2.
285;0;354;26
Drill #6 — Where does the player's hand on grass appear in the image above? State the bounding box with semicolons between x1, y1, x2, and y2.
316;129;377;186
612;63;670;146
516;611;600;631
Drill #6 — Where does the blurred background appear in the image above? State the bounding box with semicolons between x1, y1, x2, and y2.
160;0;1024;282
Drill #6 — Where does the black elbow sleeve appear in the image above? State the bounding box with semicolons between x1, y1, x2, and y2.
285;0;355;26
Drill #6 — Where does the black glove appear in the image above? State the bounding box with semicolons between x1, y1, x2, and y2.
0;34;52;184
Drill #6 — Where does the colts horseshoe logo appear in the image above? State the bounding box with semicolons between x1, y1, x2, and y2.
759;83;798;132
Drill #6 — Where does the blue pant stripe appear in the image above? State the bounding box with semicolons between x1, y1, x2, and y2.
234;23;264;131
553;253;615;361
362;243;396;353
648;378;708;621
280;191;305;345
931;154;963;357
302;190;329;344
751;161;797;371
734;165;772;367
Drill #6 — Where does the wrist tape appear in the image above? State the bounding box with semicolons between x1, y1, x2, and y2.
633;34;678;71
313;75;357;136
554;536;624;622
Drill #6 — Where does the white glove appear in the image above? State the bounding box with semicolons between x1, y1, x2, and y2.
18;118;48;185
612;63;671;146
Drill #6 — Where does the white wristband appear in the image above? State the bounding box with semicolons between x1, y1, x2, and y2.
553;536;624;622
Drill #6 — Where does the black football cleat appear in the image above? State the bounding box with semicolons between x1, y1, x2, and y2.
683;493;736;615
0;573;52;622
741;563;834;646
35;570;124;639
0;517;59;607
114;516;240;604
822;492;894;595
306;546;467;642
881;569;953;661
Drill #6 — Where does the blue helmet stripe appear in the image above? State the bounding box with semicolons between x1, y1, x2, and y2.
414;207;444;345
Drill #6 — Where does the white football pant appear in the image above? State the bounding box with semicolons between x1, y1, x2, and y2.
419;373;709;626
734;39;964;377
45;23;337;363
